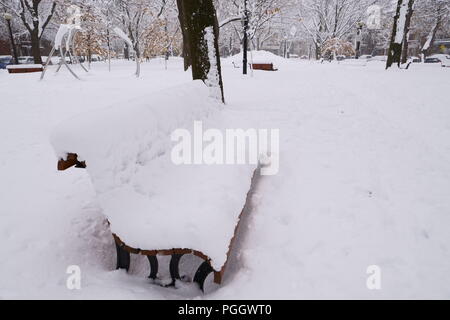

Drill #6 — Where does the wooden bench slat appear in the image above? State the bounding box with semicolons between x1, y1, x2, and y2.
57;153;86;171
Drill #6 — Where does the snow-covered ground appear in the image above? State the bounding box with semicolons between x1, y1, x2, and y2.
1;55;449;299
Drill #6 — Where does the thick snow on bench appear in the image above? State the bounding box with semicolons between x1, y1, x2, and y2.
7;64;43;69
251;61;273;64
229;50;285;67
51;81;256;270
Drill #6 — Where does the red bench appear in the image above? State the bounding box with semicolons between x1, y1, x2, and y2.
7;64;43;74
251;63;278;71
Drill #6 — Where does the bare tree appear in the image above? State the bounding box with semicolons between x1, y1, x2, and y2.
386;0;415;69
217;0;283;52
177;0;224;103
116;0;167;59
0;0;58;64
417;0;449;58
298;0;372;59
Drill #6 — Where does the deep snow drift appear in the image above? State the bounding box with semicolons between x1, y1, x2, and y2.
0;57;449;299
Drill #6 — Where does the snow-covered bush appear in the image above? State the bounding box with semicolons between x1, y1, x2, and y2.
321;38;355;58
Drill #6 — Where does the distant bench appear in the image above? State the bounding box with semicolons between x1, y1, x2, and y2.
251;62;278;71
7;64;43;74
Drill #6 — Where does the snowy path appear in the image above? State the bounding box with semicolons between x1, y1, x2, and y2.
1;59;449;298
219;62;450;299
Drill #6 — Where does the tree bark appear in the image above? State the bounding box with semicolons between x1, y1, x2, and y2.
315;42;321;60
134;43;140;59
386;0;415;69
177;0;224;103
386;0;403;69
422;10;442;57
401;0;414;64
30;30;43;65
124;43;130;60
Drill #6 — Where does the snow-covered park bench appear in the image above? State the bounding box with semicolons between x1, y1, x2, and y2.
7;64;43;74
251;62;278;71
51;81;258;292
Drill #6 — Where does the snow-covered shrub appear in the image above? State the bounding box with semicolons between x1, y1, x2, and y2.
321;38;355;58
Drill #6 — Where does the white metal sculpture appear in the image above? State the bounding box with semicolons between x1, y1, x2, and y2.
40;24;84;80
113;27;140;78
41;5;85;81
41;5;140;80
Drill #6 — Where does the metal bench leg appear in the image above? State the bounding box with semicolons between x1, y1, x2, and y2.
115;243;130;271
147;255;158;280
169;254;184;283
194;261;214;292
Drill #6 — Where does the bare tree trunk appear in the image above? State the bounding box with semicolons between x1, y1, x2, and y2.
107;29;111;71
401;36;409;65
422;11;442;58
386;0;404;69
386;0;415;69
401;0;415;64
134;43;140;60
30;30;42;64
177;0;224;103
88;46;92;69
124;44;130;60
315;42;321;60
